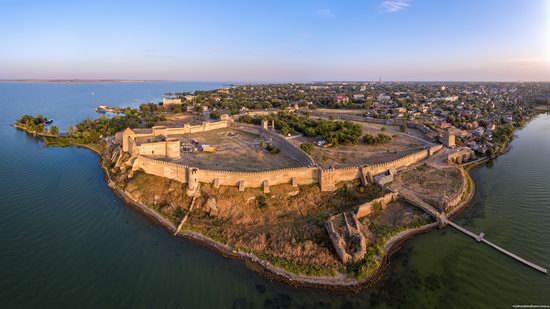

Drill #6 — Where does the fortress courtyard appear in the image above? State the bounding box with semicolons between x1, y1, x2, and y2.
290;123;432;168
169;128;303;171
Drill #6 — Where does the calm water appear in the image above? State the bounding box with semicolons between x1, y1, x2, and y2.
0;83;549;308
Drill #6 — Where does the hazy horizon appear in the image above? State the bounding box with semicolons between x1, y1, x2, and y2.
1;0;549;82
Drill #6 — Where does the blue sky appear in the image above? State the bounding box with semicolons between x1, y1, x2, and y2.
0;0;548;81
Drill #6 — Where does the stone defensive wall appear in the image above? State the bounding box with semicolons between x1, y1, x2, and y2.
163;121;229;135
357;144;443;178
129;138;181;159
131;143;442;194
356;192;399;219
195;166;318;188
444;167;469;210
135;156;188;183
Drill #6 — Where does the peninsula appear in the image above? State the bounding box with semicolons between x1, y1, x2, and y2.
15;82;549;289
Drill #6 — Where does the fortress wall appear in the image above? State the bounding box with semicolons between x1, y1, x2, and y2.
152;126;168;137
132;143;441;192
196;167;318;188
330;167;361;183
155;121;233;137
365;144;442;176
136;156;188;183
127;137;137;155
165;139;181;159
130;140;442;193
188;121;229;134
135;155;317;189
139;141;168;158
204;121;229;131
319;167;361;191
134;133;154;138
445;167;468;210
356;192;399;219
166;127;190;135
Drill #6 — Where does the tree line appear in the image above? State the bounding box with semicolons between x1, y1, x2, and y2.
239;112;363;146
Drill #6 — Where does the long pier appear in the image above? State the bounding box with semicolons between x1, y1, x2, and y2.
397;189;547;274
446;221;547;274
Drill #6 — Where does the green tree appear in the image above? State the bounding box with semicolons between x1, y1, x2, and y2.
49;126;59;135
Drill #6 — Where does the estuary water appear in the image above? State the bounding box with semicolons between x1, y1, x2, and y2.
0;82;549;308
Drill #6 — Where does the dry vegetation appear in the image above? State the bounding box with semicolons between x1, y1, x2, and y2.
290;122;428;168
124;172;192;223
119;169;387;276
364;200;427;236
393;163;463;207
186;181;384;276
172;128;302;171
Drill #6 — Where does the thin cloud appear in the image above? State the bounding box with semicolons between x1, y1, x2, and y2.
316;8;334;18
510;57;549;67
380;0;410;13
142;49;176;59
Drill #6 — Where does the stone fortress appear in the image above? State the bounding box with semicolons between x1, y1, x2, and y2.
119;118;445;196
116;116;483;267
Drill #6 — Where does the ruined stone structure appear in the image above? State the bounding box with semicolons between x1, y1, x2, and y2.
448;148;475;164
356;192;399;219
325;212;368;264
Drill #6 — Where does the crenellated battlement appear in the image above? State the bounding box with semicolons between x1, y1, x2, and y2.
122;122;443;195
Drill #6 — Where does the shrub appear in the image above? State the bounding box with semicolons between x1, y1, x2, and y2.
362;133;392;145
258;195;268;209
300;143;314;155
210;110;221;120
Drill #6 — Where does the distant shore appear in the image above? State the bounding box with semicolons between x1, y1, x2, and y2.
0;79;170;83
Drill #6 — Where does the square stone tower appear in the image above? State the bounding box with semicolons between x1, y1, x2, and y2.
442;130;456;148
